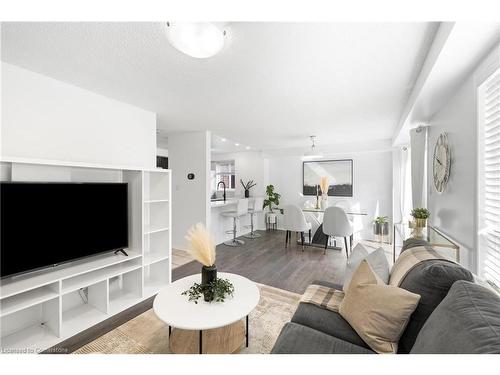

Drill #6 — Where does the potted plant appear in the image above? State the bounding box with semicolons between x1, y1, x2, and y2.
373;216;389;237
410;208;430;228
240;179;257;198
263;184;281;228
182;223;234;303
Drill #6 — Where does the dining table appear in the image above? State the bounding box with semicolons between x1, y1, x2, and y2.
300;207;367;250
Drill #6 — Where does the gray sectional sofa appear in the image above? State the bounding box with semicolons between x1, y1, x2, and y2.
272;240;500;354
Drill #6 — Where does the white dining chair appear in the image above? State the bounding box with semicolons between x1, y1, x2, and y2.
283;204;312;251
221;199;249;246
244;197;264;239
334;200;351;212
322;206;354;257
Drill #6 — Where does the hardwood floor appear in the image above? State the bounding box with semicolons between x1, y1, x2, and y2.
172;248;194;268
174;229;348;294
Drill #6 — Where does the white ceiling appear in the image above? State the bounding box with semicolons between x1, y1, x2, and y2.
1;22;438;151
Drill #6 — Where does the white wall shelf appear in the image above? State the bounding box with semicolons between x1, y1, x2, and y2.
144;227;170;235
0;161;171;353
143;252;170;266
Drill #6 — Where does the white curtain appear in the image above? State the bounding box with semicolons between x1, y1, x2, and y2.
392;147;412;226
410;126;428;208
401;147;412;222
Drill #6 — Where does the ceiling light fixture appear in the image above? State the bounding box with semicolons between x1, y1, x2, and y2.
245;146;251;150
221;137;226;142
166;22;226;59
303;136;323;159
235;143;240;146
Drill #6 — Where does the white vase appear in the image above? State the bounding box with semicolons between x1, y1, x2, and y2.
320;194;328;209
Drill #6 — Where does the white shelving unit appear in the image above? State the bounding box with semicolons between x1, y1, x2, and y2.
0;158;171;352
143;171;172;285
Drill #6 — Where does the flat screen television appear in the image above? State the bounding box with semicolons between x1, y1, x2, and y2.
0;182;128;278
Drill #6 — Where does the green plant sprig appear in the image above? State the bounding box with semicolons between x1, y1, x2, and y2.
374;216;389;224
263;184;281;213
411;208;430;219
182;278;235;304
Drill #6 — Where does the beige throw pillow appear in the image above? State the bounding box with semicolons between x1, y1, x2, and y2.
339;260;421;354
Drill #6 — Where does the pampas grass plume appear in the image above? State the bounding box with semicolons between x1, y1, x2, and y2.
320;176;329;195
185;223;216;267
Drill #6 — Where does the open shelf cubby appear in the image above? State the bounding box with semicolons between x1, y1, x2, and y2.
62;279;108;337
108;268;143;314
0;160;172;352
143;228;170;266
143;258;170;298
144;196;170;234
0;282;59;318
144;171;170;202
1;297;60;351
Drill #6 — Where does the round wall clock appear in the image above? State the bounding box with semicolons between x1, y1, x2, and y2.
433;133;451;193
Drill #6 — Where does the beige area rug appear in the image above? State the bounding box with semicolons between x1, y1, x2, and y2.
74;284;300;354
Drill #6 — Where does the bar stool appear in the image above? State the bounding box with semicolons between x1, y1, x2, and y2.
244;197;264;239
221;199;249;247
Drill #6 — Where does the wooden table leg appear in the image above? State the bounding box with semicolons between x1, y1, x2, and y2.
199;330;202;354
169;321;245;354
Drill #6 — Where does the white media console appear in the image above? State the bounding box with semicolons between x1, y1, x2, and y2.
0;158;172;353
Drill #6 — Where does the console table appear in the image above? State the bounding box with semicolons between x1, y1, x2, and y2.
393;223;460;263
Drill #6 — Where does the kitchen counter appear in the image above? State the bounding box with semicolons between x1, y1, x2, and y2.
210;199;238;208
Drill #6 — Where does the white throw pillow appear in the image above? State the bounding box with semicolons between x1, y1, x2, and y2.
365;247;390;284
343;243;369;291
343;244;390;291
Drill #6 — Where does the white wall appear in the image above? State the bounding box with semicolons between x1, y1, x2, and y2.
427;76;476;271
266;150;393;240
426;44;500;273
1;63;156;169
168;131;211;250
157;148;168;157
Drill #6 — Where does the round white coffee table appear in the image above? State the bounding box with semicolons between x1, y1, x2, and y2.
153;272;260;354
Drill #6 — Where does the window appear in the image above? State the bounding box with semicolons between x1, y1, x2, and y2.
210;161;235;192
478;67;500;291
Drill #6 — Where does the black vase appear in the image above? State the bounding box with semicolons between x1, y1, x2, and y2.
201;265;217;302
244;189;250;198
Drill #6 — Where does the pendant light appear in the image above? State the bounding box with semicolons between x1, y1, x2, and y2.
303;136;323;159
